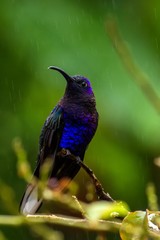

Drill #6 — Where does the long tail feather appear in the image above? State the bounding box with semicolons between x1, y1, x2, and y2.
20;184;42;215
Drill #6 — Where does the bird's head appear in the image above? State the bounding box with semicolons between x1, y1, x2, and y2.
48;66;94;99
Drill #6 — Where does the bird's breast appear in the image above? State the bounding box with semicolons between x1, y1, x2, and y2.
59;111;97;156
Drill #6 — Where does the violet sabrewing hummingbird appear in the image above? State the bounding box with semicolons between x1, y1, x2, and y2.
20;66;98;215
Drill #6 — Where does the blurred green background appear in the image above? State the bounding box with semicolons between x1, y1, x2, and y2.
1;0;160;239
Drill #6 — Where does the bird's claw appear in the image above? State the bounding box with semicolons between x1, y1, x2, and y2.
58;148;71;157
57;149;81;164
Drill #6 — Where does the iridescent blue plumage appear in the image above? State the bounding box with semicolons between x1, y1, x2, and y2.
20;66;98;215
59;111;97;157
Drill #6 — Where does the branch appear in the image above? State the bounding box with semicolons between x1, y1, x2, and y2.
57;149;114;202
0;214;120;232
0;213;159;239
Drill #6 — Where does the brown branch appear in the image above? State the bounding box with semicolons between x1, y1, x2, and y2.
57;149;114;202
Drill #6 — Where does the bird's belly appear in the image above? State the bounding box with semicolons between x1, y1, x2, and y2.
59;122;91;156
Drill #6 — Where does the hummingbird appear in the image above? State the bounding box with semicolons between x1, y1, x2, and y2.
20;66;98;215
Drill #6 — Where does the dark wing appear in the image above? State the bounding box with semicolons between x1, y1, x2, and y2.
34;104;64;178
20;105;64;215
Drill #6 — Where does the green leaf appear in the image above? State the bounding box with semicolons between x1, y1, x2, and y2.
120;211;148;240
85;201;129;220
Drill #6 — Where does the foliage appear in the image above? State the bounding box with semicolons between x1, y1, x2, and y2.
1;0;160;239
0;139;160;239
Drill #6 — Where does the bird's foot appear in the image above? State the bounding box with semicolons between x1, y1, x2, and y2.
59;148;71;157
58;149;81;164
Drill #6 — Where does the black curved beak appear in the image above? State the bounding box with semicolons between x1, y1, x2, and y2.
48;66;74;83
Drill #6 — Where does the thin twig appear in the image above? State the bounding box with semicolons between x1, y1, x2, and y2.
72;195;87;218
57;149;114;202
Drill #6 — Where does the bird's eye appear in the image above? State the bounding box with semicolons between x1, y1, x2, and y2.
81;81;88;88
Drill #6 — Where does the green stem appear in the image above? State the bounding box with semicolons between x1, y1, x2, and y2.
106;15;160;114
0;214;120;232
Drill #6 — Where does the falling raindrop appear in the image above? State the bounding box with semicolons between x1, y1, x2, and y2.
155;37;159;49
112;0;116;10
154;7;157;19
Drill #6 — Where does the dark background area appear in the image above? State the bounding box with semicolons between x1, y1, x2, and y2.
1;0;160;239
